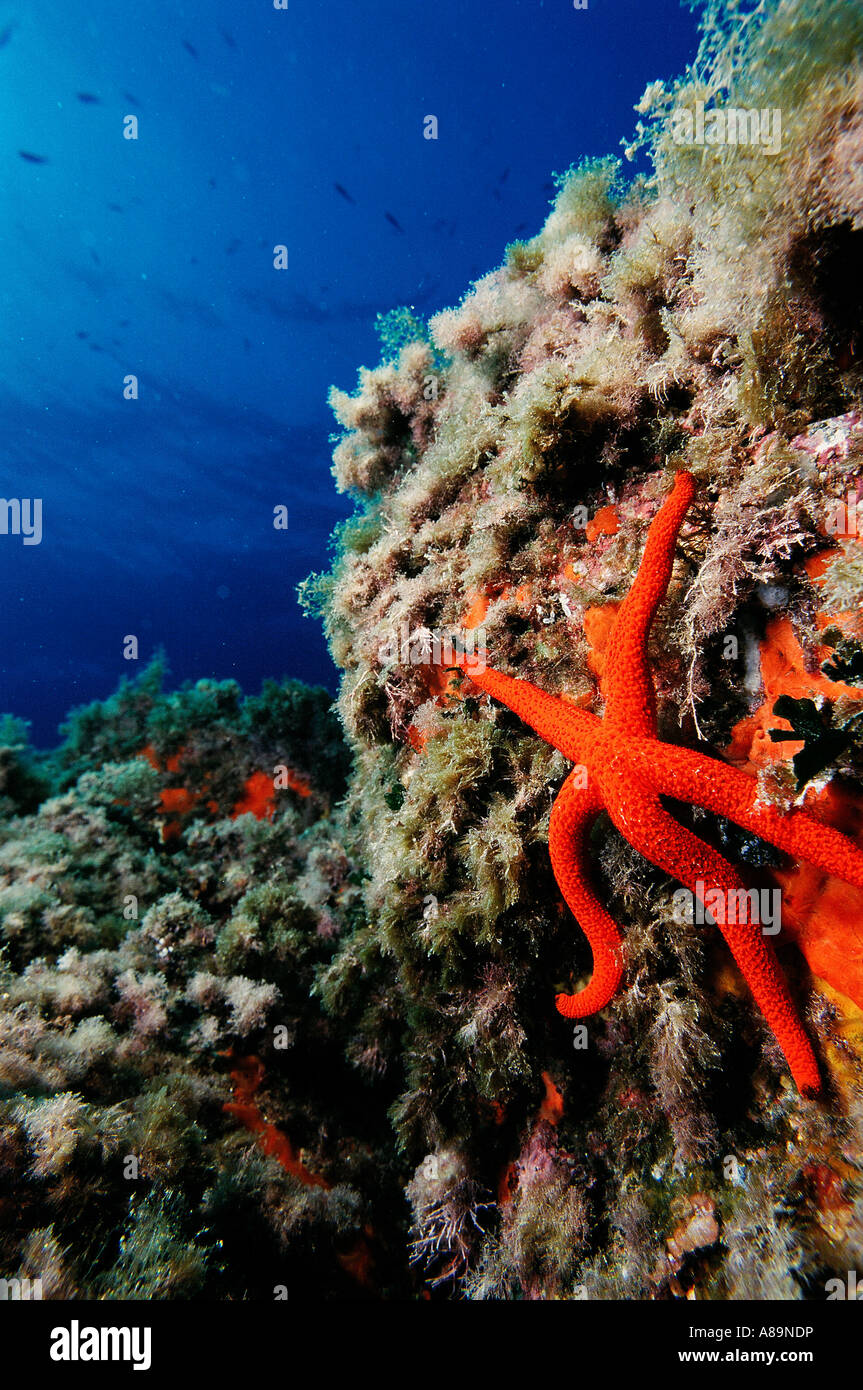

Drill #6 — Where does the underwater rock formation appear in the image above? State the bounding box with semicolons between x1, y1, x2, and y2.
0;668;409;1298
306;0;863;1298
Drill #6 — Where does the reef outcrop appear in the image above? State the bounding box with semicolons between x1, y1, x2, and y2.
306;0;863;1297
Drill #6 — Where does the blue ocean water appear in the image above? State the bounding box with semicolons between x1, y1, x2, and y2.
0;0;699;746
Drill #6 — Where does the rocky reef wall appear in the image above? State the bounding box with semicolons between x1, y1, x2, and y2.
306;0;863;1297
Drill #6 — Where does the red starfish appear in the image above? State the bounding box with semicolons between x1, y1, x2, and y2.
453;471;863;1096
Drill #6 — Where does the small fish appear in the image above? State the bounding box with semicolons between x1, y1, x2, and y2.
76;92;101;104
334;182;355;204
225;237;241;255
385;211;404;234
0;23;16;48
88;342;105;353
122;91;141;107
220;29;237;48
19;151;48;164
107;203;123;212
498;167;510;183
76;330;89;339
208;177;217;189
90;249;101;265
182;40;198;59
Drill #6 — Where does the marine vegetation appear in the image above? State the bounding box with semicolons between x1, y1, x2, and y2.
307;0;863;1297
0;667;407;1298
3;0;863;1300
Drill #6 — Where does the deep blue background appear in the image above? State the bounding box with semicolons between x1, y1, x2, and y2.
0;0;700;745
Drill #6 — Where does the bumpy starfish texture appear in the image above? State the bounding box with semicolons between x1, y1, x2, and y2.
453;472;863;1096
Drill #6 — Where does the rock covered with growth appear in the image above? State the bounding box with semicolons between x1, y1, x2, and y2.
306;0;863;1298
0;664;413;1299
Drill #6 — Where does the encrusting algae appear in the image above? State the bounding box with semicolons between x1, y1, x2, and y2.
3;0;863;1300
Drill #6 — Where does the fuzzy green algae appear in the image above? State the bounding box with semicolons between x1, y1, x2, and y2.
308;0;863;1298
0;666;411;1298
3;0;863;1301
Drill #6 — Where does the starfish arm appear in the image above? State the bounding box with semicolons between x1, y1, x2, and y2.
604;471;696;736
601;768;821;1094
456;656;600;762
639;742;863;892
548;769;625;1017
